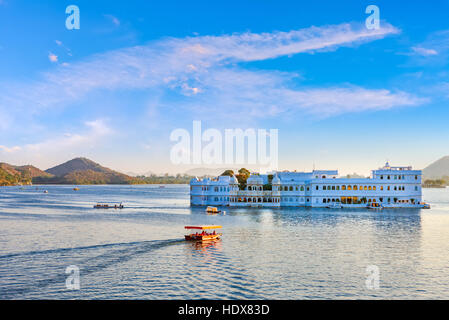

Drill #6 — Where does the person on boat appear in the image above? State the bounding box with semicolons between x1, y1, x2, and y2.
213;230;216;235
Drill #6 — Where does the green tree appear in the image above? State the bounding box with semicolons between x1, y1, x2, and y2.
220;170;235;177
236;168;251;190
238;168;250;177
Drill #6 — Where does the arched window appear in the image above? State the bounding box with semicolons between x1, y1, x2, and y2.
347;185;352;190
289;186;293;191
300;186;304;191
368;186;372;191
342;185;346;191
353;185;358;190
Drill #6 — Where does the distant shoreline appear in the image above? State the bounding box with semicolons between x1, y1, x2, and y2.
0;183;190;186
422;185;446;189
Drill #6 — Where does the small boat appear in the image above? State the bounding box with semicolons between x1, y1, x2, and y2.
420;202;431;209
206;206;223;214
43;190;48;194
367;202;382;210
326;202;343;209
93;202;124;209
184;225;222;241
73;187;79;191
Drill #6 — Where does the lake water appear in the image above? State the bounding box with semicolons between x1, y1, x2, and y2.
0;185;448;299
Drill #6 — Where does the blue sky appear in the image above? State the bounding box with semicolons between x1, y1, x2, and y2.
1;0;449;175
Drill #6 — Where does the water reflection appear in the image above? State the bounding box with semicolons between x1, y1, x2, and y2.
188;239;223;253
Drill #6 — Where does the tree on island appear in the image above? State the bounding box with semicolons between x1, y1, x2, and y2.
219;168;251;190
220;170;235;177
238;168;250;177
236;168;250;190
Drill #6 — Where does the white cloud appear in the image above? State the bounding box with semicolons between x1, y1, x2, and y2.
48;52;58;63
411;46;438;56
0;145;21;153
0;120;113;166
173;68;425;119
0;21;420;128
104;14;120;26
26;119;112;152
406;30;449;64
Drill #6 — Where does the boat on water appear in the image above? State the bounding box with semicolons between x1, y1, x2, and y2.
326;202;343;209
184;225;222;241
367;202;383;210
206;206;225;214
43;190;48;193
93;202;124;209
73;187;79;191
421;202;431;209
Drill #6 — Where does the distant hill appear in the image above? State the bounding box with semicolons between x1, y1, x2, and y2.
423;156;449;179
0;163;53;186
0;157;191;186
34;157;145;185
0;166;28;186
0;163;52;178
46;157;109;176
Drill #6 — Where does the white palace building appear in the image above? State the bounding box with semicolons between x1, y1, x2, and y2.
190;163;425;208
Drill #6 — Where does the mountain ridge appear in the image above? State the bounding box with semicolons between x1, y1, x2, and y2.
0;158;144;185
35;157;144;185
422;156;449;179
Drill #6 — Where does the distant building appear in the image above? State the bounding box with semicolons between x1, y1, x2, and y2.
190;163;423;208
